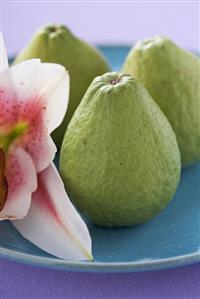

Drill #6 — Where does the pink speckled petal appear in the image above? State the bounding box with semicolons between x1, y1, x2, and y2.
9;60;69;134
0;60;41;130
0;87;17;129
8;59;41;101
1;58;68;130
0;32;9;72
13;164;92;261
0;80;57;172
21;113;57;173
1;59;68;173
0;147;37;220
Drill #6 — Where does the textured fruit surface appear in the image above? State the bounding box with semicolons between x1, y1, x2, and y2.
123;36;200;167
14;24;110;147
60;72;181;227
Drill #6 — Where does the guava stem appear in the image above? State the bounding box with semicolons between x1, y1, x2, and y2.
109;77;121;85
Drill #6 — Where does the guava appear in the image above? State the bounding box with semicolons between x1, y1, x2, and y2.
123;36;200;166
60;72;181;227
14;24;110;147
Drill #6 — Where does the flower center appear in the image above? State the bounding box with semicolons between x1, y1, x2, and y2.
0;148;8;211
0;121;29;152
0;121;28;211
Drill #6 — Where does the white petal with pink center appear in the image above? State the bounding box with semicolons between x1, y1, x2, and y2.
7;59;69;133
13;164;92;261
0;147;37;220
6;59;69;134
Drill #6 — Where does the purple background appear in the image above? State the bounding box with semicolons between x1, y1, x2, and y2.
1;2;200;56
1;260;200;299
1;2;200;299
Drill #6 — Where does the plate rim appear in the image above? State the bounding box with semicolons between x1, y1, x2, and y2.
1;246;200;273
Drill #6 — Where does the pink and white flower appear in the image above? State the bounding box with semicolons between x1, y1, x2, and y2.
0;33;92;261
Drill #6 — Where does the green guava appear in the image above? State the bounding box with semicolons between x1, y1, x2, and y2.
60;72;181;227
123;36;200;167
14;24;110;147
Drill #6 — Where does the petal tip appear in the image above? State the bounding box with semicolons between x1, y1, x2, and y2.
80;246;93;261
0;32;9;71
87;253;94;261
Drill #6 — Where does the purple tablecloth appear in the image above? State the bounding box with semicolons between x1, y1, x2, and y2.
1;259;200;299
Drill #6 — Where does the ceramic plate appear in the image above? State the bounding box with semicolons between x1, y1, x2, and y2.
1;47;200;273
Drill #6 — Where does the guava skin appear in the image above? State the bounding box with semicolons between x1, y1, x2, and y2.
123;36;200;167
14;24;110;147
60;72;181;227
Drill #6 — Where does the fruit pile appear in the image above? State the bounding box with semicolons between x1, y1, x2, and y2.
15;25;200;227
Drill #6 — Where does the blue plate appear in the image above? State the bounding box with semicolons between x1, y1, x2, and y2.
1;47;200;273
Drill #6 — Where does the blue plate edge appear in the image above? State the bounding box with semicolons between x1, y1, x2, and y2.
1;246;200;273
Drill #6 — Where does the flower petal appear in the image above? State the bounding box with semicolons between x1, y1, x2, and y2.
0;147;37;220
11;59;69;134
12;164;92;261
0;86;18;129
0;32;9;72
40;63;70;134
0;60;41;129
22;115;57;173
0;82;57;172
7;59;41;99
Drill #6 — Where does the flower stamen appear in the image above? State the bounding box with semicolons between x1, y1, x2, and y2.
0;121;29;152
0;148;8;211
